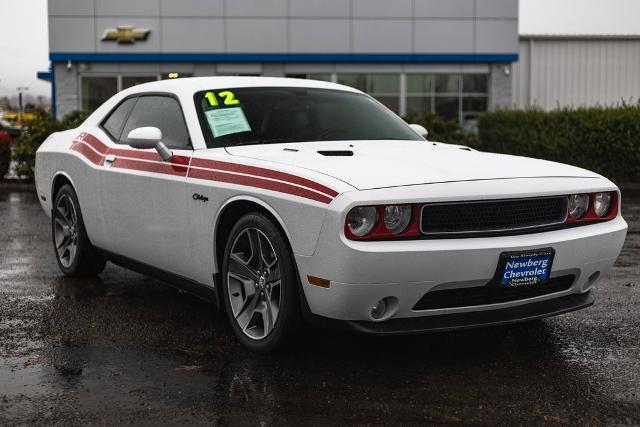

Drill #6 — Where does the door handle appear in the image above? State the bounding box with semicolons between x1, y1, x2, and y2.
104;154;116;164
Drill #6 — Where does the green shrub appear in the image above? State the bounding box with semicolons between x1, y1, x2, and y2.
477;106;640;182
61;110;91;130
403;111;479;147
12;108;62;180
12;109;88;180
0;131;12;179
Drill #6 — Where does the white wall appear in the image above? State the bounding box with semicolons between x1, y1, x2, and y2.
513;37;640;109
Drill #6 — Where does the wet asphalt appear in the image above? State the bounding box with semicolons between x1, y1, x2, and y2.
0;188;639;426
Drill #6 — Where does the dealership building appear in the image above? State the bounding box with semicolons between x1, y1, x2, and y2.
512;34;640;110
42;0;518;123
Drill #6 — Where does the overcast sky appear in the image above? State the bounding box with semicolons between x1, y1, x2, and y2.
0;0;639;99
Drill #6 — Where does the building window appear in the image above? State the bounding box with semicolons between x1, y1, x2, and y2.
81;77;117;112
405;73;488;125
81;74;179;112
435;74;460;94
337;74;400;114
461;74;489;131
285;73;332;82
122;76;158;90
406;74;434;118
308;73;331;82
336;74;367;92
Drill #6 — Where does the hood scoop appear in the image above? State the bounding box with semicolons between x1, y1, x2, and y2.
317;150;354;157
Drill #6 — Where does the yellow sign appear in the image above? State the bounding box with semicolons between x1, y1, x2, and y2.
101;26;150;44
204;91;241;107
2;112;35;125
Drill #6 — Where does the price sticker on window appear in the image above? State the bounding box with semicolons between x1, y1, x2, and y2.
205;107;251;138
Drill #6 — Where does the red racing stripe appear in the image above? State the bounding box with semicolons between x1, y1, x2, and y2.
72;133;336;203
109;147;191;166
78;132;190;165
111;157;188;176
71;142;104;165
190;157;338;198
78;133;110;155
188;168;333;204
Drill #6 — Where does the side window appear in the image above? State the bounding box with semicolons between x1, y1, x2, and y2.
120;96;191;149
102;97;137;140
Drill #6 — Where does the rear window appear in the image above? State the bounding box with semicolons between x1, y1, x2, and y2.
102;97;137;140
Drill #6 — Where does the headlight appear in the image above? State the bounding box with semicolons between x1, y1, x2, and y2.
568;194;589;219
594;192;612;217
383;205;412;234
346;206;378;237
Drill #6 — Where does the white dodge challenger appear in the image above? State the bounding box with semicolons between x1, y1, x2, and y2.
35;77;628;352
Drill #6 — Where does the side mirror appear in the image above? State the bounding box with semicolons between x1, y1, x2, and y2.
126;127;173;161
409;124;429;139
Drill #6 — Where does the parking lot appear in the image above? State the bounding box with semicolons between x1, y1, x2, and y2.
1;187;639;425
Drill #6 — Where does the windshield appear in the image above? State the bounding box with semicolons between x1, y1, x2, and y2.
194;87;423;148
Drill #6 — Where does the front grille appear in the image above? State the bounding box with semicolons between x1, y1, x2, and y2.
412;275;575;311
420;196;568;237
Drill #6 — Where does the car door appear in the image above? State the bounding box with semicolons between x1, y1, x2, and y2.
99;94;194;278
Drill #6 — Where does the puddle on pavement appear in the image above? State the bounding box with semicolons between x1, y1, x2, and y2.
50;276;108;300
0;191;39;204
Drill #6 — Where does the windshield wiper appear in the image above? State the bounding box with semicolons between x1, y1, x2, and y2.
233;138;302;146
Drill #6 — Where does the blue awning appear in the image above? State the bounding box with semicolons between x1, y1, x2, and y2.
49;52;519;64
37;71;52;82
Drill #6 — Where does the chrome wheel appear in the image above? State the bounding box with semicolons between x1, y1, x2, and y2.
227;227;282;340
53;194;79;268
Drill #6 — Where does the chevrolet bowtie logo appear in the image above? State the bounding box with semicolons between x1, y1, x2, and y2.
101;26;150;44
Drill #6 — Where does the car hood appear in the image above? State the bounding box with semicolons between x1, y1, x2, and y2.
225;140;599;190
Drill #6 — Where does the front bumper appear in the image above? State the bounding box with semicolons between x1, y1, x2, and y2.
308;291;594;335
295;214;627;324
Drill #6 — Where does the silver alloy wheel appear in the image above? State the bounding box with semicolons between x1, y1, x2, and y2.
227;227;282;340
53;194;79;268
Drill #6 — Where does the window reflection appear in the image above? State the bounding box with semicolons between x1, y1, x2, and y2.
407;73;489;125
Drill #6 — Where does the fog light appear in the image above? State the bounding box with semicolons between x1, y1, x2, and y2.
371;299;387;320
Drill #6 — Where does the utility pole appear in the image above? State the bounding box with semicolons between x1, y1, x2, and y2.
16;86;29;124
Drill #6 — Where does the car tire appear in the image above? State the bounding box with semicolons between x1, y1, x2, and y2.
221;212;300;353
52;184;106;277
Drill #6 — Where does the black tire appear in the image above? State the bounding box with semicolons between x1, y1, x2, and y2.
52;184;106;277
221;213;301;353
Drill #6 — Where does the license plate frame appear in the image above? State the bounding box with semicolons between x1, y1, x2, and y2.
492;248;555;288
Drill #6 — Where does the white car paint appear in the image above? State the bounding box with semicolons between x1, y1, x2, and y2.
35;76;627;331
226;139;600;190
299;177;626;320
